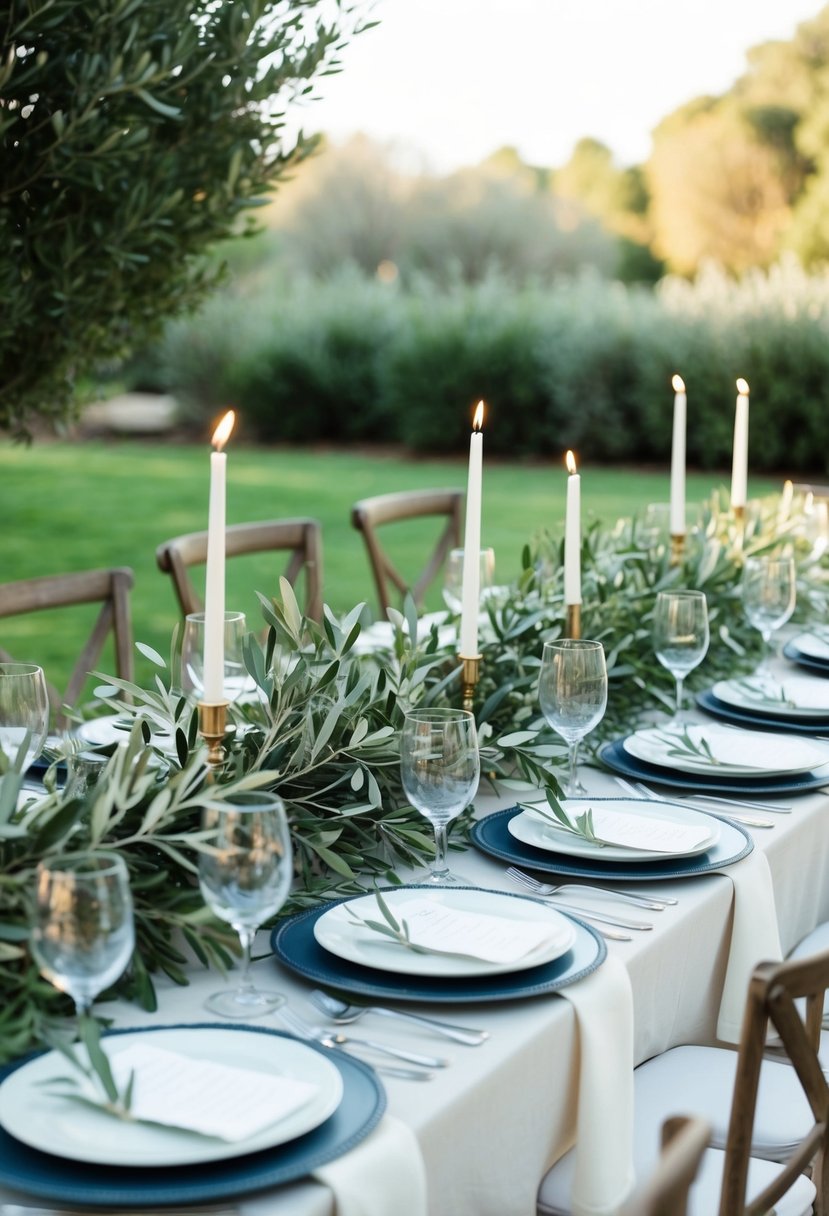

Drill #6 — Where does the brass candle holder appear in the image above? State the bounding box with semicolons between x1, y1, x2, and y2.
733;505;745;522
198;700;229;773
670;533;686;567
565;603;581;639
459;654;481;714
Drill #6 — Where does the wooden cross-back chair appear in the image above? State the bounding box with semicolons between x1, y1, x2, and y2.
0;568;134;721
156;518;323;623
350;488;464;615
719;950;829;1216
538;948;829;1216
620;1117;710;1216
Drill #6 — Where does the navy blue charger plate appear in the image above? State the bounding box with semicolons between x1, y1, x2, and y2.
783;639;829;678
696;688;829;735
0;1023;384;1209
470;803;752;882
600;738;829;797
271;888;605;1003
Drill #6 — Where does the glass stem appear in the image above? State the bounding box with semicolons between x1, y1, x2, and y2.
235;926;256;994
567;740;580;793
675;675;685;719
432;823;450;877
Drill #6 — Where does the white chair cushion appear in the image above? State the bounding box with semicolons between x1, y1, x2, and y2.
537;1044;817;1216
788;921;829;1021
538;1144;815;1216
634;1046;813;1161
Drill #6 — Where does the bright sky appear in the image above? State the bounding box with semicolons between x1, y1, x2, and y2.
298;0;825;171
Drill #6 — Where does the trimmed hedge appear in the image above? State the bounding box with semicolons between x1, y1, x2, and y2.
144;257;829;472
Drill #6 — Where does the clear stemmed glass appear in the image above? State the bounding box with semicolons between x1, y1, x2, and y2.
401;708;480;886
538;640;608;796
442;548;496;614
181;611;250;701
30;852;135;1017
198;791;293;1017
742;555;797;673
652;590;710;720
0;662;50;772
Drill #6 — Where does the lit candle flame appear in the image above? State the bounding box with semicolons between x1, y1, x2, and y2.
566;450;577;475
211;409;236;451
672;374;685;393
736;378;750;396
472;400;485;431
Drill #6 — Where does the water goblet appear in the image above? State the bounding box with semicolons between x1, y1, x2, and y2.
0;662;50;773
401;708;480;886
181;611;250;701
538;640;608;796
30;852;135;1017
652;590;709;720
198;791;293;1017
442;548;496;614
742;555;796;673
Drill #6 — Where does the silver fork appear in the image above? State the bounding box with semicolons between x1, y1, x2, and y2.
278;1007;449;1069
278;1008;438;1080
505;865;675;909
618;778;775;829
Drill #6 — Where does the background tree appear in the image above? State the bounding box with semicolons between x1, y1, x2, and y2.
0;0;370;436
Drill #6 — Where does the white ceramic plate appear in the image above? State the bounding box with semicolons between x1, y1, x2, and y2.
623;723;829;778
712;675;829;719
0;1027;342;1167
314;887;576;978
789;632;829;663
508;798;720;862
75;714;178;756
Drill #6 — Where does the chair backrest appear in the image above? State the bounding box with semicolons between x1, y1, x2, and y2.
351;488;464;614
719;949;829;1216
620;1116;710;1216
156;518;323;623
0;568;134;719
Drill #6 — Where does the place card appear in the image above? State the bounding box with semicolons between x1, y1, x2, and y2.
576;807;711;854
381;898;556;963
109;1043;319;1141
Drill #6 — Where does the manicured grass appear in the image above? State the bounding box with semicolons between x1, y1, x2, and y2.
0;438;780;696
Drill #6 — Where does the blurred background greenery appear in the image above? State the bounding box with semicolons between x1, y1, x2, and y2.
82;5;829;473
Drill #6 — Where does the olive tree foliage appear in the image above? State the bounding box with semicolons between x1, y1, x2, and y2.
0;0;371;436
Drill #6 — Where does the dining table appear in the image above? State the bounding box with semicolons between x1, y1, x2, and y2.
3;658;829;1216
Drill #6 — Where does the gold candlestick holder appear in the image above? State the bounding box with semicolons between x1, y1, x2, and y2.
565;603;581;639
733;505;745;522
198;700;229;773
670;533;686;567
459;654;481;714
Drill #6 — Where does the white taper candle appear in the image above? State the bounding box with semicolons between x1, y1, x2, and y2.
203;410;235;702
460;401;485;656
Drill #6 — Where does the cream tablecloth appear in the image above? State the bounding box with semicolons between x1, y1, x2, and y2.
4;764;829;1215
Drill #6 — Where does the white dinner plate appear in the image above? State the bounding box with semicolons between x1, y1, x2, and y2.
623;723;829;778
712;674;829;719
789;632;829;664
75;714;178;755
508;798;720;862
0;1027;342;1167
313;887;576;978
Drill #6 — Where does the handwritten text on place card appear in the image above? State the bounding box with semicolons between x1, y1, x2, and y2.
109;1043;319;1141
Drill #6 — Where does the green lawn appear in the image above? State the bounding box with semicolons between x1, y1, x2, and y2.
0;439;780;696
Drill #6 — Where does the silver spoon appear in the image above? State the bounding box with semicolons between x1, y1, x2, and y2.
310;990;489;1045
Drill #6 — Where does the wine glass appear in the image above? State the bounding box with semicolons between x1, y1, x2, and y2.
181;611;250;701
401;708;479;886
0;662;50;772
30;852;135;1017
198;791;293;1017
652;590;710;720
442;548;496;614
538;640;608;796
742;555;796;673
